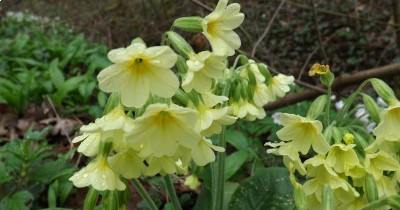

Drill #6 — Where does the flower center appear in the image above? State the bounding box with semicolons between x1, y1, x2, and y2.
206;20;218;36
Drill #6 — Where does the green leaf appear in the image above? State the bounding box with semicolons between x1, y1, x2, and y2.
225;129;248;151
49;59;65;90
0;162;11;184
223;182;239;210
0;191;33;210
228;167;295;210
224;150;249;180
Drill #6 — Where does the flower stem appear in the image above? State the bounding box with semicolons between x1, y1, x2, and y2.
163;175;182;210
212;127;226;210
131;179;158;210
325;86;332;126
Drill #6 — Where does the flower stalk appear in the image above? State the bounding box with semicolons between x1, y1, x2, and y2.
163;175;182;210
131;179;158;210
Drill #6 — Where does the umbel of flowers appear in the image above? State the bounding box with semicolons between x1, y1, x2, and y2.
266;65;400;210
69;0;294;207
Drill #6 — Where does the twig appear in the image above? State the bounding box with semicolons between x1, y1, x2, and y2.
282;0;400;27
264;63;400;110
251;0;287;57
310;0;328;61
46;95;73;149
191;0;212;11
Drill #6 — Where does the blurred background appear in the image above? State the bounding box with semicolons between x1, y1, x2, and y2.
0;0;399;209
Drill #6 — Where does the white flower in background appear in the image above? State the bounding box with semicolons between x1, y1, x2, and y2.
97;42;179;108
267;74;294;99
377;97;388;107
182;51;226;93
202;0;244;56
271;112;281;124
69;157;125;191
335;100;344;110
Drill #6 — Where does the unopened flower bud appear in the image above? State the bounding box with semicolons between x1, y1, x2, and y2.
83;188;99;210
257;63;272;83
165;31;194;57
343;133;354;145
322;185;334;210
365;174;379;202
184;175;201;190
172;16;203;33
362;93;381;123
175;55;188;74
307;95;328;119
370;78;397;105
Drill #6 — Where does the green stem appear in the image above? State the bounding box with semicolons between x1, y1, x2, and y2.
163;175;182;210
336;80;370;122
212;127;226;210
325;86;332;126
361;197;390;210
131;179;158;210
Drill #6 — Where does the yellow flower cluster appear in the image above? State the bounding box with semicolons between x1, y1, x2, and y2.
267;99;400;210
70;0;295;192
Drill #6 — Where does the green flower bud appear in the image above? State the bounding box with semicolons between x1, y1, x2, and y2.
343;133;354;145
131;37;146;46
173;89;189;106
320;71;335;87
370;78;397;104
332;127;343;144
238;54;249;66
172;16;203;33
365;174;379;202
104;93;121;115
307;95;328;119
293;186;307;210
83;188;99;210
246;67;257;87
175;55;188;74
257;63;272;83
324;124;334;145
362;93;381;123
353;132;369;149
322;185;334;210
100;141;113;158
165;31;194;57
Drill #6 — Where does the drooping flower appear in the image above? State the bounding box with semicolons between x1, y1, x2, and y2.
191;137;225;166
202;0;244;56
267;74;294;99
69;157;125;191
126;103;200;158
190;92;236;135
266;142;306;175
276;113;330;155
302;155;360;203
182;51;226;93
97;41;179;108
373;103;400;142
108;149;146;179
326;144;365;178
230;99;266;121
72;106;134;157
364;151;400;179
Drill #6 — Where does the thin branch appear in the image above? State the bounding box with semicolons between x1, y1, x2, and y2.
283;0;400;27
311;0;328;61
191;0;212;11
251;0;287;57
265;63;400;110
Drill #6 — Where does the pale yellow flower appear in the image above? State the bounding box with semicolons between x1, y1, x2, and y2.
364;151;400;179
97;42;179;108
253;83;274;107
69;157;125;191
108;148;146;179
191;137;225;166
373;103;400;142
376;175;398;197
308;63;330;77
190;93;236;135
326;144;365;178
230;99;266;121
267;74;294;99
276;113;329;155
145;156;180;176
202;0;244;56
182;51;226;93
72;106;134;157
184;175;201;190
302;155;359;203
127;103;200;157
266;142;306;175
